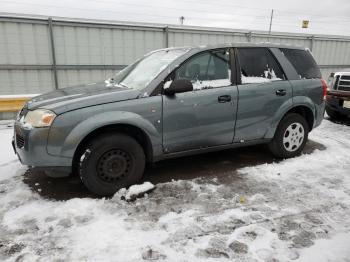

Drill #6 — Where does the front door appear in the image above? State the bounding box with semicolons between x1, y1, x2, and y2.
162;49;238;153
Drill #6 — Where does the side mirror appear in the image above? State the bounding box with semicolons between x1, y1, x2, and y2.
164;79;193;95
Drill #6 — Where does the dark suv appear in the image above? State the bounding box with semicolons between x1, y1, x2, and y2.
13;43;326;195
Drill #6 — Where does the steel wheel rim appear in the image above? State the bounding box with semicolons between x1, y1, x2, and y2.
283;122;305;152
97;149;132;182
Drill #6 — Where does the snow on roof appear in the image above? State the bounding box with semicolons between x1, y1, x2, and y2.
334;71;350;76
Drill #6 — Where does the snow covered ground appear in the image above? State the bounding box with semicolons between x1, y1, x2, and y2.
1;118;350;261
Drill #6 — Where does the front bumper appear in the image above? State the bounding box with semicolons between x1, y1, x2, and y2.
13;122;72;168
326;90;350;115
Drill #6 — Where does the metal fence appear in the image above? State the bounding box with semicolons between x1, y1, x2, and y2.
1;13;350;95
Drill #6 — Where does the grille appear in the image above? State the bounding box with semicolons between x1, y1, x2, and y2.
337;75;350;91
341;75;350;80
338;86;350;92
16;133;25;148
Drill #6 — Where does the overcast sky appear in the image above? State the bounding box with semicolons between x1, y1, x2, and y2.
1;0;350;36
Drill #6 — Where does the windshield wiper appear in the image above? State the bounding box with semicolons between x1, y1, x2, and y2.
105;78;130;89
118;82;129;89
105;77;116;85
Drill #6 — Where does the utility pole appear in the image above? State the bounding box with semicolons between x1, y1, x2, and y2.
179;16;185;25
269;9;274;34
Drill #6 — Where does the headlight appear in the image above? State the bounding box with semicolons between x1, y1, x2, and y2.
23;109;56;128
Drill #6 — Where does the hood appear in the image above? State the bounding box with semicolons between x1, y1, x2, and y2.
26;82;141;114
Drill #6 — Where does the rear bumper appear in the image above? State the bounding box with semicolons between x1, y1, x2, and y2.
314;101;325;128
13;122;72;174
327;90;350;99
326;91;350;115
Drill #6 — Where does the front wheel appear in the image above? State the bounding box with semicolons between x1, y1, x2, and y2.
79;133;145;196
269;113;309;158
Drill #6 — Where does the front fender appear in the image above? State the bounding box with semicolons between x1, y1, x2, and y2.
51;111;161;159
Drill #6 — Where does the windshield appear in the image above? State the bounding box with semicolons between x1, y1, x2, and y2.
107;49;189;90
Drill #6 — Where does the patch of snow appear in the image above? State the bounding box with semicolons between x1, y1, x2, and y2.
104;78;128;88
0;120;14;129
241;73;282;84
19;116;32;130
0;120;350;261
104;78;114;87
241;67;282;84
242;76;272;84
192;79;231;90
0;128;18;167
163;80;172;89
297;232;350;262
21;122;33;130
123;182;155;201
79;149;91;162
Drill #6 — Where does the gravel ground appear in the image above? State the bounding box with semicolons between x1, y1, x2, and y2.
0;117;350;261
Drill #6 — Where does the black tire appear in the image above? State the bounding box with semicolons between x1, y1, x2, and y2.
269;113;309;159
326;106;342;120
79;133;145;196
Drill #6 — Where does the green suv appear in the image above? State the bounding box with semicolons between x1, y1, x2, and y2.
13;43;326;195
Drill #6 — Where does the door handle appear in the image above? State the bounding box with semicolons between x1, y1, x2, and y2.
218;95;231;103
276;89;287;96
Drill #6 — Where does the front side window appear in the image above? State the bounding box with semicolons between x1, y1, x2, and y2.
237;48;285;84
174;49;231;90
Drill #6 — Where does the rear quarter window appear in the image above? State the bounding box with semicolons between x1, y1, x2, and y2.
280;48;321;79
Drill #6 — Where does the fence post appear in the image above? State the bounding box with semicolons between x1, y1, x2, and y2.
48;17;59;90
246;31;252;42
310;35;315;52
164;26;169;48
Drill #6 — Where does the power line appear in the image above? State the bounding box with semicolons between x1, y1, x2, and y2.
84;0;350;23
0;0;272;21
4;0;350;23
167;0;350;20
0;0;270;22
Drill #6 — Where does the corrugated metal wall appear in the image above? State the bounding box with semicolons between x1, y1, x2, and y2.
1;14;350;95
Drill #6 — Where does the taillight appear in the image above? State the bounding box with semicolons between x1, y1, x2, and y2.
321;79;327;100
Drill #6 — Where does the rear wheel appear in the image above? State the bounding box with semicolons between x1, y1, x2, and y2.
79;133;145;196
269;113;309;158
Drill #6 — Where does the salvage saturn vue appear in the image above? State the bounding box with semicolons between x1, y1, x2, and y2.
13;43;326;195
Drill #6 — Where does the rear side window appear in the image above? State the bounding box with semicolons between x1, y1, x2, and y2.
280;48;321;79
237;48;285;84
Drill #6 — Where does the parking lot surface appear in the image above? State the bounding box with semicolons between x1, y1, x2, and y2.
0;118;350;261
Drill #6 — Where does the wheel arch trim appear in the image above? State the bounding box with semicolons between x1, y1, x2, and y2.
264;102;315;139
58;111;161;162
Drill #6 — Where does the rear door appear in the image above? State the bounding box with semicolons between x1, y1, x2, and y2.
234;47;293;142
162;48;238;153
